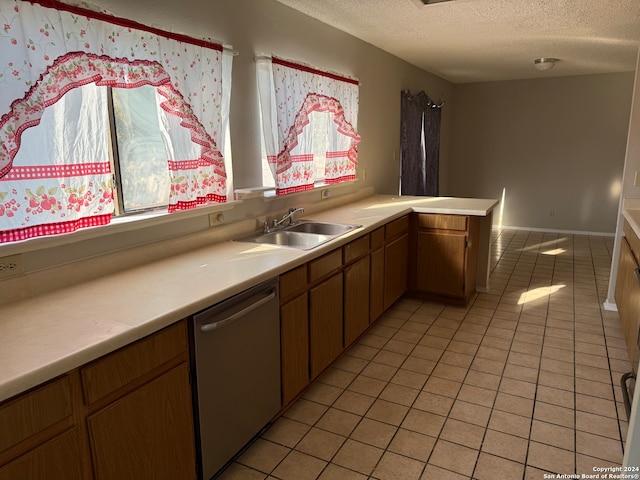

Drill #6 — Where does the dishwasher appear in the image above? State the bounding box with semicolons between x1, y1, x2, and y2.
190;277;281;480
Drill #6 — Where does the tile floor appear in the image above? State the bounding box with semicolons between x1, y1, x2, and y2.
219;229;632;480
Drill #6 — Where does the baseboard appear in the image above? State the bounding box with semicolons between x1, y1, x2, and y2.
492;225;615;237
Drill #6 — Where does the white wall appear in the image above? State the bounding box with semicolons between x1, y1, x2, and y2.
448;73;634;234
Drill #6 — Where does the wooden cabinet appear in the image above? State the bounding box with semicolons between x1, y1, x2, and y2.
0;376;85;480
310;272;344;378
370;227;385;323
615;221;640;368
344;235;370;347
410;213;479;303
87;364;195;480
82;321;195;480
0;320;197;480
384;216;410;310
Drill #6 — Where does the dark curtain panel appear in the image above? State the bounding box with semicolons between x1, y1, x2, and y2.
400;90;442;196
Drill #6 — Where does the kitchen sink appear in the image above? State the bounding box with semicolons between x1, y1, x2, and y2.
284;221;357;236
236;220;360;250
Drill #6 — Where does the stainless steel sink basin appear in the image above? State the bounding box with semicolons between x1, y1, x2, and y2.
250;231;331;250
284;221;357;236
235;220;361;250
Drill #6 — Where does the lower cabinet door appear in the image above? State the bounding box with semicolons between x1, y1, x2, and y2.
416;231;466;297
0;429;83;480
87;363;196;480
344;256;370;347
310;273;343;379
281;293;310;405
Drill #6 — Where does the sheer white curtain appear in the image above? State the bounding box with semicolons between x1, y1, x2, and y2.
256;56;360;195
0;0;231;242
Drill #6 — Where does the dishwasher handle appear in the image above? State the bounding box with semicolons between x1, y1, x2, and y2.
199;289;277;333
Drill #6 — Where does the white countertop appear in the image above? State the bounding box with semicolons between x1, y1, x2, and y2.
0;195;497;402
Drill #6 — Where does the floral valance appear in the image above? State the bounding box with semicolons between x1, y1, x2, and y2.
0;0;231;242
257;55;361;194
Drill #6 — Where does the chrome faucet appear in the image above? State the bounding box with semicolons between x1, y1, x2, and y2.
270;207;305;231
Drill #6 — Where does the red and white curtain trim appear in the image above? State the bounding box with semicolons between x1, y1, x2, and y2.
0;0;231;242
257;55;360;195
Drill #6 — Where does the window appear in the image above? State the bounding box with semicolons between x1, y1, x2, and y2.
0;0;232;243
256;56;361;195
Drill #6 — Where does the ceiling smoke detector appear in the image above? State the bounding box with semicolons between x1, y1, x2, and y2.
534;58;559;71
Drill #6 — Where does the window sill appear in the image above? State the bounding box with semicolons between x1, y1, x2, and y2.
235;180;359;201
0;200;239;257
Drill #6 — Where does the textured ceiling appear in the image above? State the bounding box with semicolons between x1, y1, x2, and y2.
274;0;640;83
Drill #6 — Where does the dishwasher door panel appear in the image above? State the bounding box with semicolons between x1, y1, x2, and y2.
191;278;281;480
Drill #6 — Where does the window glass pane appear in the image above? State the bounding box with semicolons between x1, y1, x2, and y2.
112;86;170;212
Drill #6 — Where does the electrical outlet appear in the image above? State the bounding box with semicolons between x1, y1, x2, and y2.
321;189;330;199
0;254;24;278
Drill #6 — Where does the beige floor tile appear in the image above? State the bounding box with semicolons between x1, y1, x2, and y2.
527;441;575;473
474;452;524;480
318;367;357;389
365;398;410;426
303;382;343;406
507;351;541;369
383;339;415;355
464;369;502;391
272;450;326;480
372;349;408;368
481;429;528;463
439;350;475;368
332;439;385;476
541;345;574;363
530;419;575;451
575;377;614;400
499;376;537;399
349;417;397;449
388;428;436;462
402;356;437;375
347;344;380;361
456;383;497;408
488;409;532;438
421;464;469;480
576;431;623;463
423;376;462;398
412;391;455;416
453;330;484;345
390;369;429;390
262;417;311;448
428;439;479;477
316;408;361;436
538;370;574;392
237;438;290;474
575;393;618;419
332;355;369;374
502;363;539;384
576;410;622;439
534;401;575;429
575;363;612;384
317;463;368;480
476;345;510;362
431;362;469;382
372;451;425;480
332;390;375;416
439;418;486;449
448;399;492;427
347;374;387;397
471;356;506;376
217;463;267;480
359;332;390;349
412;344;444;361
361;361;398;382
282;399;328;425
295;427;345;461
575;352;610;369
480;335;513;350
401;409;446;437
379;382;420;406
510;340;543;357
418;335;450;349
540;357;574;376
493;392;535;418
536;385;574;409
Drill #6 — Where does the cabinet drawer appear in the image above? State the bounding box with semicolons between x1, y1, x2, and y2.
370;227;385;250
624;220;640;265
280;265;308;301
0;376;72;454
81;321;187;405
385;216;409;240
418;214;468;231
309;249;342;283
344;235;369;264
